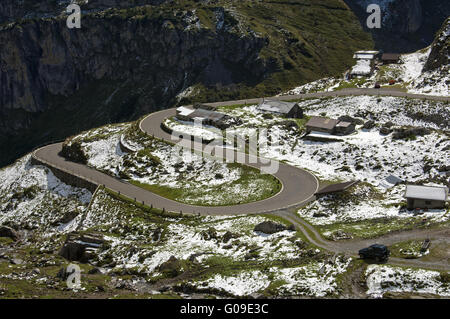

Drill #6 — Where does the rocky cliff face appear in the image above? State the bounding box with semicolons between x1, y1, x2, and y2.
345;0;449;52
0;11;265;133
389;0;423;34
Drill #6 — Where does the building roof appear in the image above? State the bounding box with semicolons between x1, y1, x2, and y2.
176;106;195;117
381;53;401;61
355;50;379;55
306;116;339;130
187;109;226;122
353;53;377;60
336;121;353;128
405;185;448;201
385;175;404;185
315;181;359;195
258;100;298;114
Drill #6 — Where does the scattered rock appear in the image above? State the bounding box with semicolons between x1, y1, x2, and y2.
10;258;23;265
32;268;41;275
338;115;364;125
222;231;238;243
363;120;376;129
152;227;163;242
392;127;430;140
383;121;394;128
254;221;287;234
200;227;218;240
379;126;392;135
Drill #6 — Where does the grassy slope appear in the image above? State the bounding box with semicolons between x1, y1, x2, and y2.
129;164;282;207
184;0;373;103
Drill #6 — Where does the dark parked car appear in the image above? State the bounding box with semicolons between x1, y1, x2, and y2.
359;244;390;262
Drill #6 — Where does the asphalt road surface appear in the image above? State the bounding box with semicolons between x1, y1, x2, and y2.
33;88;449;215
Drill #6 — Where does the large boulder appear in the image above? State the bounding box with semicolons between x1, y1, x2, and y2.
379;126;392;135
254;221;287;234
158;256;183;277
338;115;364;126
222;231;239;243
0;226;19;241
200;227;218;240
363;120;376;130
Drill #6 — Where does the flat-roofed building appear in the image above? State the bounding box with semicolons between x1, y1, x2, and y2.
405;185;448;210
305;116;339;134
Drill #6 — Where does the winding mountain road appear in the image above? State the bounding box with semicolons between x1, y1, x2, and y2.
32;88;450;270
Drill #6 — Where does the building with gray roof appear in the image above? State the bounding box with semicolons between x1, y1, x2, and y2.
305;116;339;134
405;185;448;210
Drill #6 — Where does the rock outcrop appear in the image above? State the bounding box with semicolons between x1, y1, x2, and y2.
424;18;450;72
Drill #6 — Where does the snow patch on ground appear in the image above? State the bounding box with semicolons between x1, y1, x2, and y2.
366;265;450;298
0;155;92;232
193;256;351;297
297;184;448;226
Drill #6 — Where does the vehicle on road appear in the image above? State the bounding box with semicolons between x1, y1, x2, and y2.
359;244;390;262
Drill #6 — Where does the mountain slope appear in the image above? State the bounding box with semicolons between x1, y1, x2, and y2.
0;0;373;167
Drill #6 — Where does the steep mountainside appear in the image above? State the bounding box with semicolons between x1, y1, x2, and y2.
0;0;373;167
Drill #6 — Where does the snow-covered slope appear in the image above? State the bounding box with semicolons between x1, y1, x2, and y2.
0;155;92;234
